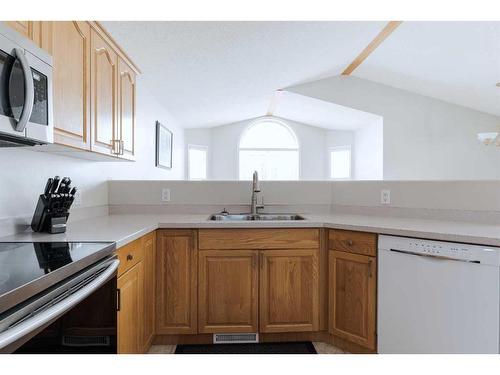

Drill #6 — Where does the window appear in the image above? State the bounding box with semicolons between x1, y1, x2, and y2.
239;119;299;180
330;146;351;179
188;145;208;180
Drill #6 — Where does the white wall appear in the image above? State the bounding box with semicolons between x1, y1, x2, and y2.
0;75;185;221
187;116;370;180
288;75;500;180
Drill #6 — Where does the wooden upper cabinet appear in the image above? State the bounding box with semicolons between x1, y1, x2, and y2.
142;232;156;351
156;230;198;334
329;250;376;350
117;59;136;160
90;29;118;155
198;250;259;333
5;21;32;39
5;21;53;53
52;21;91;150
259;249;319;333
117;262;144;354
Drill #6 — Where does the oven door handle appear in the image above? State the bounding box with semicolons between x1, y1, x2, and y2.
12;48;34;132
0;259;119;351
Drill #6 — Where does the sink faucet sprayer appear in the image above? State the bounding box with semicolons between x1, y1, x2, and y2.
251;171;265;215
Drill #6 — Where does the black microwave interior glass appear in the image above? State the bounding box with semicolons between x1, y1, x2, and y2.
0;48;48;126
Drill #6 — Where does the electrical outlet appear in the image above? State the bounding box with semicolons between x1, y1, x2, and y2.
381;189;391;205
73;190;82;206
161;188;171;202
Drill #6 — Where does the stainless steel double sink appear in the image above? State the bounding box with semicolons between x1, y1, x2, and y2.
208;213;305;221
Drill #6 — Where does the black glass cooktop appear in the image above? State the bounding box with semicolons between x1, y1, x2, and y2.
0;242;115;314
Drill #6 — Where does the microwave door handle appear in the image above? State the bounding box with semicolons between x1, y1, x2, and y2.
12;48;34;132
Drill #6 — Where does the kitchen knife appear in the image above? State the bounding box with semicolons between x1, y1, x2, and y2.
69;187;77;197
51;176;60;193
43;178;53;198
58;177;70;193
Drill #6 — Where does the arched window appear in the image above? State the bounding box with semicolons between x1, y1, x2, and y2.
239;118;299;180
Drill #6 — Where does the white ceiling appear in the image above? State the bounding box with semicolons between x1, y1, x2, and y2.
353;21;500;117
102;21;385;128
102;21;500;129
275;91;382;130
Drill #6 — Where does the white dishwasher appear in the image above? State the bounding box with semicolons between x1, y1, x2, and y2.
378;235;500;354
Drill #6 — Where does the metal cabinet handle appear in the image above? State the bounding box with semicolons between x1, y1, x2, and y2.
12;48;34;132
345;239;353;246
110;140;125;155
116;288;121;311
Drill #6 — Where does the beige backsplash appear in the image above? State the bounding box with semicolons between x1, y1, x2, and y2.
3;180;500;238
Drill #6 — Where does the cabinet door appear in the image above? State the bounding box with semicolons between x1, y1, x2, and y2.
5;21;32;39
142;232;156;351
5;21;52;53
90;29;118;155
329;250;376;350
156;230;197;334
117;262;144;354
52;21;91;150
117;58;136;160
260;249;319;333
198;250;258;333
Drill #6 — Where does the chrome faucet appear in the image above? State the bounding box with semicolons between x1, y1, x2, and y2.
250;171;264;215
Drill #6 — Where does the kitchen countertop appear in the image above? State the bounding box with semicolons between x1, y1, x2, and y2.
1;213;500;248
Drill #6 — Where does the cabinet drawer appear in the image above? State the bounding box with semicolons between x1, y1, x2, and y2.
117;237;144;276
329;229;376;257
199;229;320;250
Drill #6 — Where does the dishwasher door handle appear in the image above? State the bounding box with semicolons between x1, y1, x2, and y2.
389;248;480;264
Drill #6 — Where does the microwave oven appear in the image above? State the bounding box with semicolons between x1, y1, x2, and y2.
0;23;53;147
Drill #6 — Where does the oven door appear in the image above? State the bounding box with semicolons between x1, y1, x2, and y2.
0;257;119;354
0;32;53;144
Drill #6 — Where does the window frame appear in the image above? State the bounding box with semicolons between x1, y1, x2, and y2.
187;144;209;180
237;118;300;180
329;145;352;180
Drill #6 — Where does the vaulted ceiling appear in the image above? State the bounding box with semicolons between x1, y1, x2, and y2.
102;21;500;129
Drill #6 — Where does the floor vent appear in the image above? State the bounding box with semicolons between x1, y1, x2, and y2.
213;333;259;344
62;335;111;347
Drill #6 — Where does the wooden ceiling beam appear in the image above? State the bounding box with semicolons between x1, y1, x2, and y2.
342;21;403;76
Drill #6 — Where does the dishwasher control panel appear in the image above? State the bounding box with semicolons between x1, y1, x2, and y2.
378;235;500;266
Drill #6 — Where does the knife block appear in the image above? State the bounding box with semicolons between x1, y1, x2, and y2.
31;194;70;234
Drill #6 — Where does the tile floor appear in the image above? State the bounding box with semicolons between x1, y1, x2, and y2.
147;341;347;354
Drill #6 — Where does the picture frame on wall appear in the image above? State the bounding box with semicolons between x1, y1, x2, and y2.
155;121;173;169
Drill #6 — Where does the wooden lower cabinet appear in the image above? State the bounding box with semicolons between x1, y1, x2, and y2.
117;262;144;354
329;250;376;350
142;232;156;351
116;231;156;354
198;250;259;333
156;230;198;334
260;249;319;333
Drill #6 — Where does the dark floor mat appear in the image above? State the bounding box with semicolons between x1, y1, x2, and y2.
175;341;317;354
